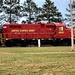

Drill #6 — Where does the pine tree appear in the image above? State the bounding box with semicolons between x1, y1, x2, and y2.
0;0;3;14
2;0;21;23
0;0;3;6
0;0;63;24
23;0;39;23
38;0;62;23
65;0;75;27
0;0;3;32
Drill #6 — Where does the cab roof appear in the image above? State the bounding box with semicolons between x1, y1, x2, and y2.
54;23;66;27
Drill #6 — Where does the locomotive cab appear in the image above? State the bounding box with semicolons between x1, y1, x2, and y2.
54;23;65;38
54;23;71;46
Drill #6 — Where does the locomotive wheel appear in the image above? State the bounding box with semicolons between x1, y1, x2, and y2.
21;41;27;47
5;40;12;47
0;42;1;46
53;39;60;46
62;39;71;46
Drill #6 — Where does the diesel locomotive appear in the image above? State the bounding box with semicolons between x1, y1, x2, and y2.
0;22;74;47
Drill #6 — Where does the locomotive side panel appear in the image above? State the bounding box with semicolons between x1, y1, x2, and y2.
2;23;56;40
36;23;55;39
2;23;56;46
2;24;40;40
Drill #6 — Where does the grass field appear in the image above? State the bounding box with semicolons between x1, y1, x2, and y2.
0;47;75;75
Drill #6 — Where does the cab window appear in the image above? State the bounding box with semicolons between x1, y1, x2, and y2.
59;27;63;31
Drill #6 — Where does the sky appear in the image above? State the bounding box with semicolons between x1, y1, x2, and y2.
20;0;70;18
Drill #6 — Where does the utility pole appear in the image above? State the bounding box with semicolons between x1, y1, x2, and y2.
70;0;74;51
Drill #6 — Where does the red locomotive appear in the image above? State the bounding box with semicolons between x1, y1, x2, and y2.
1;22;75;46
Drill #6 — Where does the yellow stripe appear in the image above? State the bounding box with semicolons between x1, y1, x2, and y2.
32;39;35;40
49;39;51;40
59;32;64;34
60;38;63;40
6;38;8;40
21;39;24;40
41;39;44;40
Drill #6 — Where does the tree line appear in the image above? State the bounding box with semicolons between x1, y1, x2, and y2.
0;0;63;24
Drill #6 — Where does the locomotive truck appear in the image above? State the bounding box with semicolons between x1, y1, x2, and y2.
0;22;75;47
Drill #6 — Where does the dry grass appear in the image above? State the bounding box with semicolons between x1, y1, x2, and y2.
0;46;72;53
0;47;75;75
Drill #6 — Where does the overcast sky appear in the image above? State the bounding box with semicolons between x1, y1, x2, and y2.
20;0;70;18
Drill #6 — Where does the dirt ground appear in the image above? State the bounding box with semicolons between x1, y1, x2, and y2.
0;52;75;54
